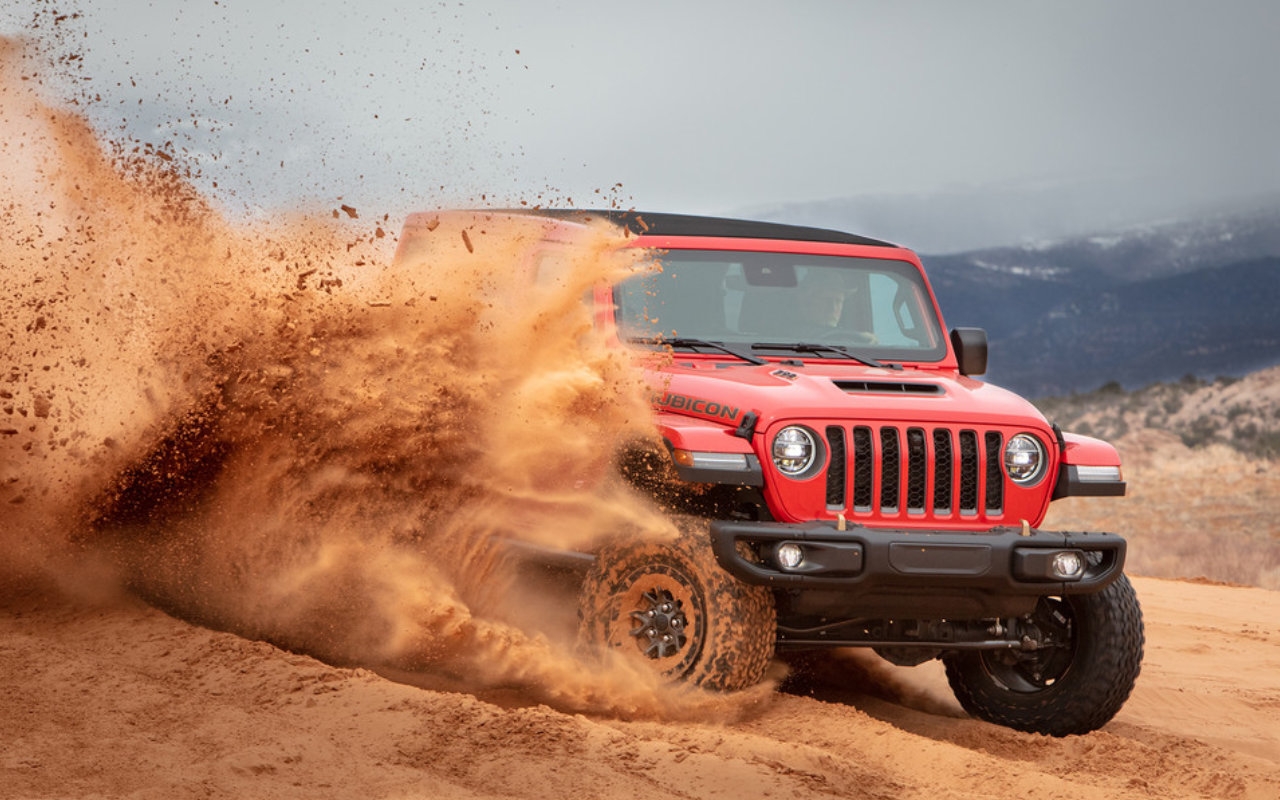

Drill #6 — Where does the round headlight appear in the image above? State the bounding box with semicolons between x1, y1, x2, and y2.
1004;434;1046;484
772;426;817;476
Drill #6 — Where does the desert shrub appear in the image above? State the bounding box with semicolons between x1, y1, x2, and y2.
1226;403;1251;421
1252;431;1280;459
1181;416;1222;449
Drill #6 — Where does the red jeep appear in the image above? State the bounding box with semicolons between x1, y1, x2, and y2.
399;209;1143;737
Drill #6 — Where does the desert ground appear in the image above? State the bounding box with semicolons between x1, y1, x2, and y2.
3;566;1278;800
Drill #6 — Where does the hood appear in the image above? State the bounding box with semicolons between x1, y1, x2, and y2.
649;359;1051;434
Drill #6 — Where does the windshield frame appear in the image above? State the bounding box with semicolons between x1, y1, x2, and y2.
613;247;950;364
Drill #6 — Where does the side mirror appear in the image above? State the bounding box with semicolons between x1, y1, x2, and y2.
950;327;988;376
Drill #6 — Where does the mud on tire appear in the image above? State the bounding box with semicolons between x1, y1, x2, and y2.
944;573;1144;737
578;520;775;691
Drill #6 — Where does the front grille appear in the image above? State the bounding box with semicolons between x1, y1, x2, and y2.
825;425;1006;519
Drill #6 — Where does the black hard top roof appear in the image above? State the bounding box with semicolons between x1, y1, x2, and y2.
498;208;898;248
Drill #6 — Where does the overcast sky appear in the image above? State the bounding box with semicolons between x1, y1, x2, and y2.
4;1;1279;249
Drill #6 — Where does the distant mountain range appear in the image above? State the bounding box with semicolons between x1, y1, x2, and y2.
922;207;1280;397
747;196;1280;398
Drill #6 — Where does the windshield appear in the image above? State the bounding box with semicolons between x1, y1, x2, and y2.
615;250;947;361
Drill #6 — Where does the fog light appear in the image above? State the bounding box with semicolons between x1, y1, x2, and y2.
1051;550;1085;580
776;542;805;570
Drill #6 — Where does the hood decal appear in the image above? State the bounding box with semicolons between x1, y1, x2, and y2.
655;391;743;425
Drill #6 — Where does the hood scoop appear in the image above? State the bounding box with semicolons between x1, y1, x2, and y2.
833;379;944;396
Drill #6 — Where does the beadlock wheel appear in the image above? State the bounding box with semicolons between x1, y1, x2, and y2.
578;521;775;691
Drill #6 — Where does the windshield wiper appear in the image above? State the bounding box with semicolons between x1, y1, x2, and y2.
751;342;895;369
629;336;768;365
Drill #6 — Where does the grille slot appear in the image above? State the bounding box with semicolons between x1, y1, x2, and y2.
880;428;900;513
906;428;927;513
933;429;953;513
959;431;979;514
985;431;1004;514
825;426;846;508
852;427;874;511
835;424;1005;520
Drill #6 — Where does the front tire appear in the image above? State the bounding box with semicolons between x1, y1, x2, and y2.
578;522;776;691
944;574;1144;736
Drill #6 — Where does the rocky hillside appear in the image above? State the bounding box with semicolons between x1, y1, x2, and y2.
1039;365;1280;591
1034;365;1280;459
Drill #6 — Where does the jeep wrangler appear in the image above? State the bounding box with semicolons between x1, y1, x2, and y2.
398;208;1144;737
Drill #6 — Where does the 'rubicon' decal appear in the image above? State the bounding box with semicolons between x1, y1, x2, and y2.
655;392;742;424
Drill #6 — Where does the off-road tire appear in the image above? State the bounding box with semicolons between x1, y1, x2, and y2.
578;521;776;691
944;573;1144;736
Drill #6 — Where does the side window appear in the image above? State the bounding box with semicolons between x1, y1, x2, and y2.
533;246;600;319
533;247;571;288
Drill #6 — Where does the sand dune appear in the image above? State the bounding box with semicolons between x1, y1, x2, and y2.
3;575;1276;800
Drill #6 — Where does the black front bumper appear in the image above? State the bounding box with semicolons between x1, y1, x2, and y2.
710;519;1126;608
